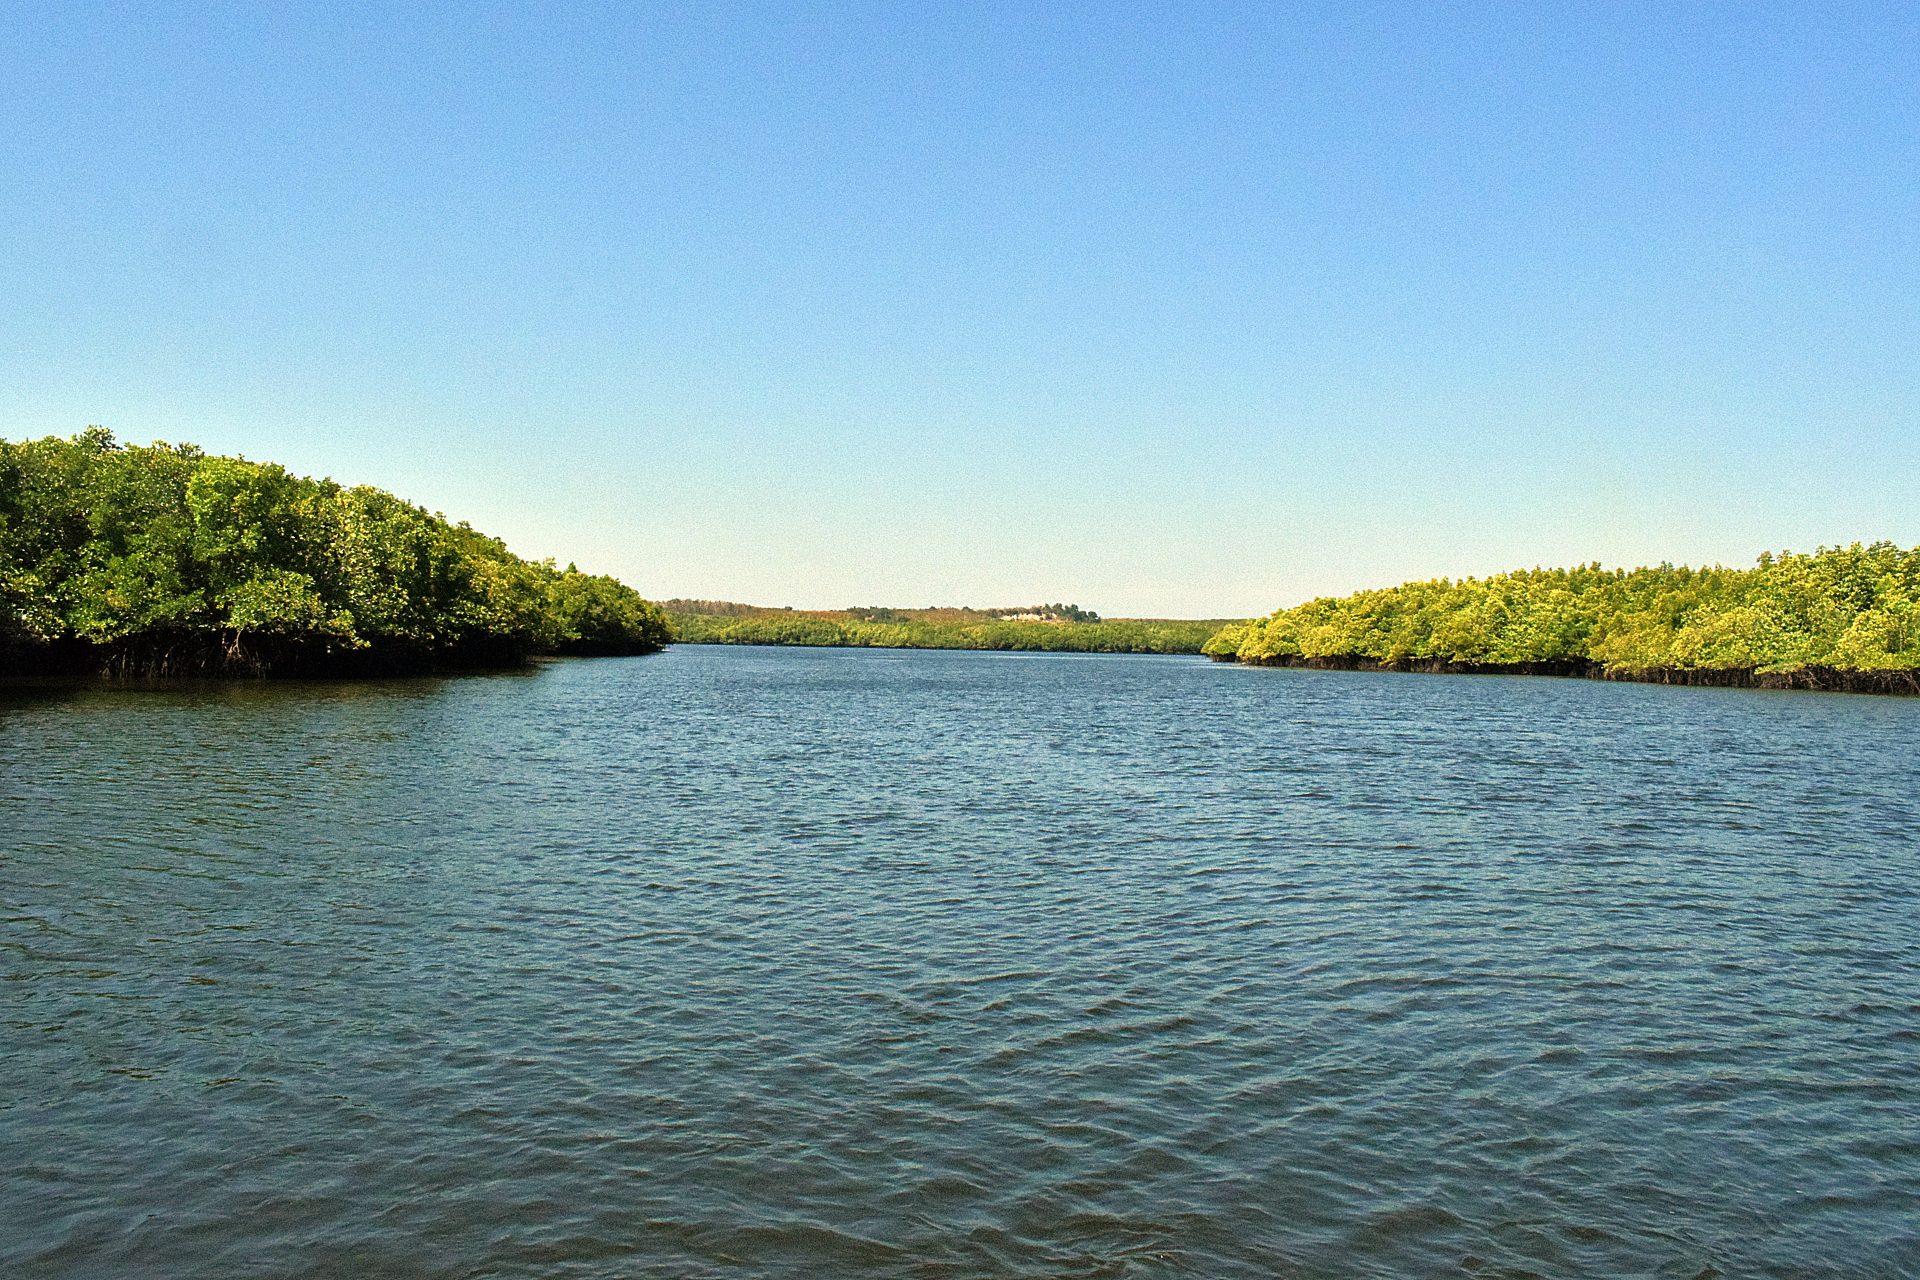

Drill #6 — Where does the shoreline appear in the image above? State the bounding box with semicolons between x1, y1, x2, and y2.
1208;652;1920;697
672;637;1207;657
0;636;666;680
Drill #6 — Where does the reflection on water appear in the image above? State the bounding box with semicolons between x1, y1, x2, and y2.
3;648;1917;1277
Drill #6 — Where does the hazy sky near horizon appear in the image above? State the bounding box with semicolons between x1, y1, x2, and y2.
3;2;1915;616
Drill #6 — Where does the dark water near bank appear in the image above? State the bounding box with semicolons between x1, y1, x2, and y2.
3;647;1918;1278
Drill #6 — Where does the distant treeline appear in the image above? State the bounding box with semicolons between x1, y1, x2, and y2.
669;603;1220;654
1;430;670;675
1205;545;1920;695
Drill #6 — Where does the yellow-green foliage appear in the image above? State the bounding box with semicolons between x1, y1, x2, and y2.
1;430;670;670
670;607;1221;654
1211;546;1920;674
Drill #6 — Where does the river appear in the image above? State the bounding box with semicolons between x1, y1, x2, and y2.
3;646;1916;1277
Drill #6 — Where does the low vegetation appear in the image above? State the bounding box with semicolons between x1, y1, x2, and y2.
0;430;670;675
665;601;1222;654
1205;545;1920;693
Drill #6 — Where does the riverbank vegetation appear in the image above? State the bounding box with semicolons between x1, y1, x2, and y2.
1;430;670;675
1204;545;1920;694
665;601;1222;654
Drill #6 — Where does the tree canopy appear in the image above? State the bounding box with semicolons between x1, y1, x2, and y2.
1205;546;1920;690
0;430;670;674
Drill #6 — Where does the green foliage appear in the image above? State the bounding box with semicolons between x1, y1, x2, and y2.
669;604;1219;654
0;431;669;673
1210;546;1920;676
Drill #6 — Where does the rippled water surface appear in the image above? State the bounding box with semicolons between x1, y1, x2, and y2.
4;646;1918;1278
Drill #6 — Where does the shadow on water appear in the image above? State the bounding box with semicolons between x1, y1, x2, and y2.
0;678;90;716
0;663;548;708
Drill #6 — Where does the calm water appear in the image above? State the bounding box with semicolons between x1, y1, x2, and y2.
3;646;1918;1278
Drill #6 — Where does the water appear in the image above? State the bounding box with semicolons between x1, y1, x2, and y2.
3;646;1917;1278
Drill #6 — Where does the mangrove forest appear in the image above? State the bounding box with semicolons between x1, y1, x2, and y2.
665;602;1224;654
0;430;671;675
1204;545;1920;695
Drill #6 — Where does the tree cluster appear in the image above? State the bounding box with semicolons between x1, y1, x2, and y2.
1204;546;1920;684
1;431;670;675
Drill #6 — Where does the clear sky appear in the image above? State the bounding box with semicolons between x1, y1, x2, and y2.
3;2;1915;617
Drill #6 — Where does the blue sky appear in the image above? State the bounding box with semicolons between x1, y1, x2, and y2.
3;2;1915;616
